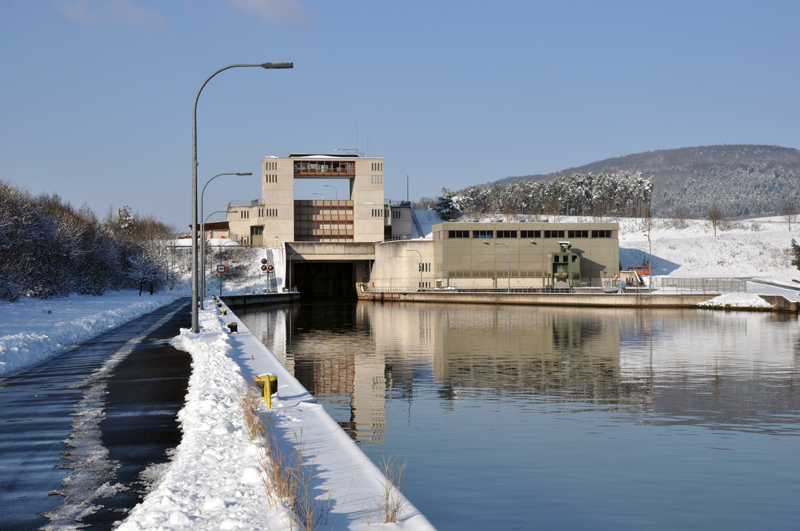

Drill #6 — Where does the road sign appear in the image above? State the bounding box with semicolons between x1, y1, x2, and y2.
216;264;226;274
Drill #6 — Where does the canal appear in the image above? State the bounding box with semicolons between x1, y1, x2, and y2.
238;301;800;531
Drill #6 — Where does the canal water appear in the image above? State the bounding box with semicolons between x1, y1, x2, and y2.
239;301;800;531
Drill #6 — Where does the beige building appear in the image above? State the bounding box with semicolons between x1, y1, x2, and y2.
227;154;392;246
370;221;619;289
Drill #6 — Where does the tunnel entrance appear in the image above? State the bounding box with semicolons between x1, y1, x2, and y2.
292;261;358;299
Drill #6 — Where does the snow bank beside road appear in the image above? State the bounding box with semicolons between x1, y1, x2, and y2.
0;288;187;378
120;301;435;530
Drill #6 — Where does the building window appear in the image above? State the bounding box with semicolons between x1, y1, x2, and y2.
497;230;517;238
568;230;589;238
521;230;541;238
294;160;355;175
240;211;249;219
544;230;564;238
448;230;469;238
592;230;613;238
473;230;494;238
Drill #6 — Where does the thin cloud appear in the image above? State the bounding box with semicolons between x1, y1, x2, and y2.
56;0;101;25
231;0;309;24
106;0;165;28
55;0;165;29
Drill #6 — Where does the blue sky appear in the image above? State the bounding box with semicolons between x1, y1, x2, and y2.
1;1;799;228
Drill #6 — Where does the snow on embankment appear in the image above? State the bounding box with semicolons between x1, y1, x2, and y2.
617;217;797;282
697;293;775;310
120;299;436;531
0;289;184;378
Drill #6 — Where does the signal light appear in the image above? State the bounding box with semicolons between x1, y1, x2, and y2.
261;265;268;272
261;258;267;264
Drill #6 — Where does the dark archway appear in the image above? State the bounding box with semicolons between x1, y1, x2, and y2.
293;261;356;299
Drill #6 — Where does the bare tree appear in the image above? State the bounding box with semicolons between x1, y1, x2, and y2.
781;199;796;231
707;200;723;237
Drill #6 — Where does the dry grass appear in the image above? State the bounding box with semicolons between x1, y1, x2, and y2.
362;454;407;524
236;384;330;531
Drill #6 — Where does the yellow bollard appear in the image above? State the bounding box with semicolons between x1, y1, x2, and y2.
254;373;278;408
221;308;227;316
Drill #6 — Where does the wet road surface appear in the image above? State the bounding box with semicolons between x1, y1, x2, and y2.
0;298;191;530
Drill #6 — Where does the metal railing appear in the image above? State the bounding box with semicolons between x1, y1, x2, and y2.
652;277;746;294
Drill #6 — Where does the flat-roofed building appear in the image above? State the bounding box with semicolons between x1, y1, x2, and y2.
370;221;619;290
227;154;386;246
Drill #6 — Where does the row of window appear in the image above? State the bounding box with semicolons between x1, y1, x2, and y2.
391;210;401;219
371;209;384;218
265;174;277;183
239;211;249;219
417;263;431;272
371;162;383;171
447;229;614;239
294;160;355;175
295;221;354;229
266;161;278;171
371;175;383;184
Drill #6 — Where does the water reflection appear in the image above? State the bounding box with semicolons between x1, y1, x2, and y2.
240;302;800;531
241;302;800;441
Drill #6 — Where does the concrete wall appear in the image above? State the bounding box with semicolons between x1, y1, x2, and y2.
371;240;435;289
433;222;619;288
351;158;385;242
261;157;296;246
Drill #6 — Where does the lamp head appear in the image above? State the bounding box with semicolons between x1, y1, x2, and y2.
262;62;293;69
236;172;253;176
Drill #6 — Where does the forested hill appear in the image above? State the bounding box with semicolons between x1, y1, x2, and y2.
492;145;800;217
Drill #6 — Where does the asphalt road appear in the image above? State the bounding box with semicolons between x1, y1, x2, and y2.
0;298;191;531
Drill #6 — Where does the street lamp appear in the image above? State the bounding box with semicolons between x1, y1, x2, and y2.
201;208;234;305
200;172;252;307
323;184;338;200
406;249;422;290
484;241;510;292
191;61;293;333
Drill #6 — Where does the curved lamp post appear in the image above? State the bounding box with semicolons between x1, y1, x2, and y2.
484;241;510;292
200;207;233;307
406;249;422;290
191;61;293;332
323;184;338;200
200;172;252;307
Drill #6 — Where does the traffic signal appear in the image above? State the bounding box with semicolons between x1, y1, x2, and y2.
267;265;274;272
261;264;268;272
261;258;267;264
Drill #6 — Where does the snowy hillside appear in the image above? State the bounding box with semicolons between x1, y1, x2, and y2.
617;216;798;283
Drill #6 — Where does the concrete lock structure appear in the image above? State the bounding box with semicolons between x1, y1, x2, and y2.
225;152;620;296
370;222;619;290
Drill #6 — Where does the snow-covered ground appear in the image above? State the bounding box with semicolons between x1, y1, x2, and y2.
0;285;189;378
617;216;798;284
120;299;434;531
2;214;798;529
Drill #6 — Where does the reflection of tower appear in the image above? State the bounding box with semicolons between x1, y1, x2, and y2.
351;349;386;445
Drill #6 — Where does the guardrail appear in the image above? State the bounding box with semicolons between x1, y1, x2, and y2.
652;277;746;294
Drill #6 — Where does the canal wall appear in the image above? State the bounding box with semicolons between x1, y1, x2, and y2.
356;285;717;309
214;299;437;530
221;292;300;309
